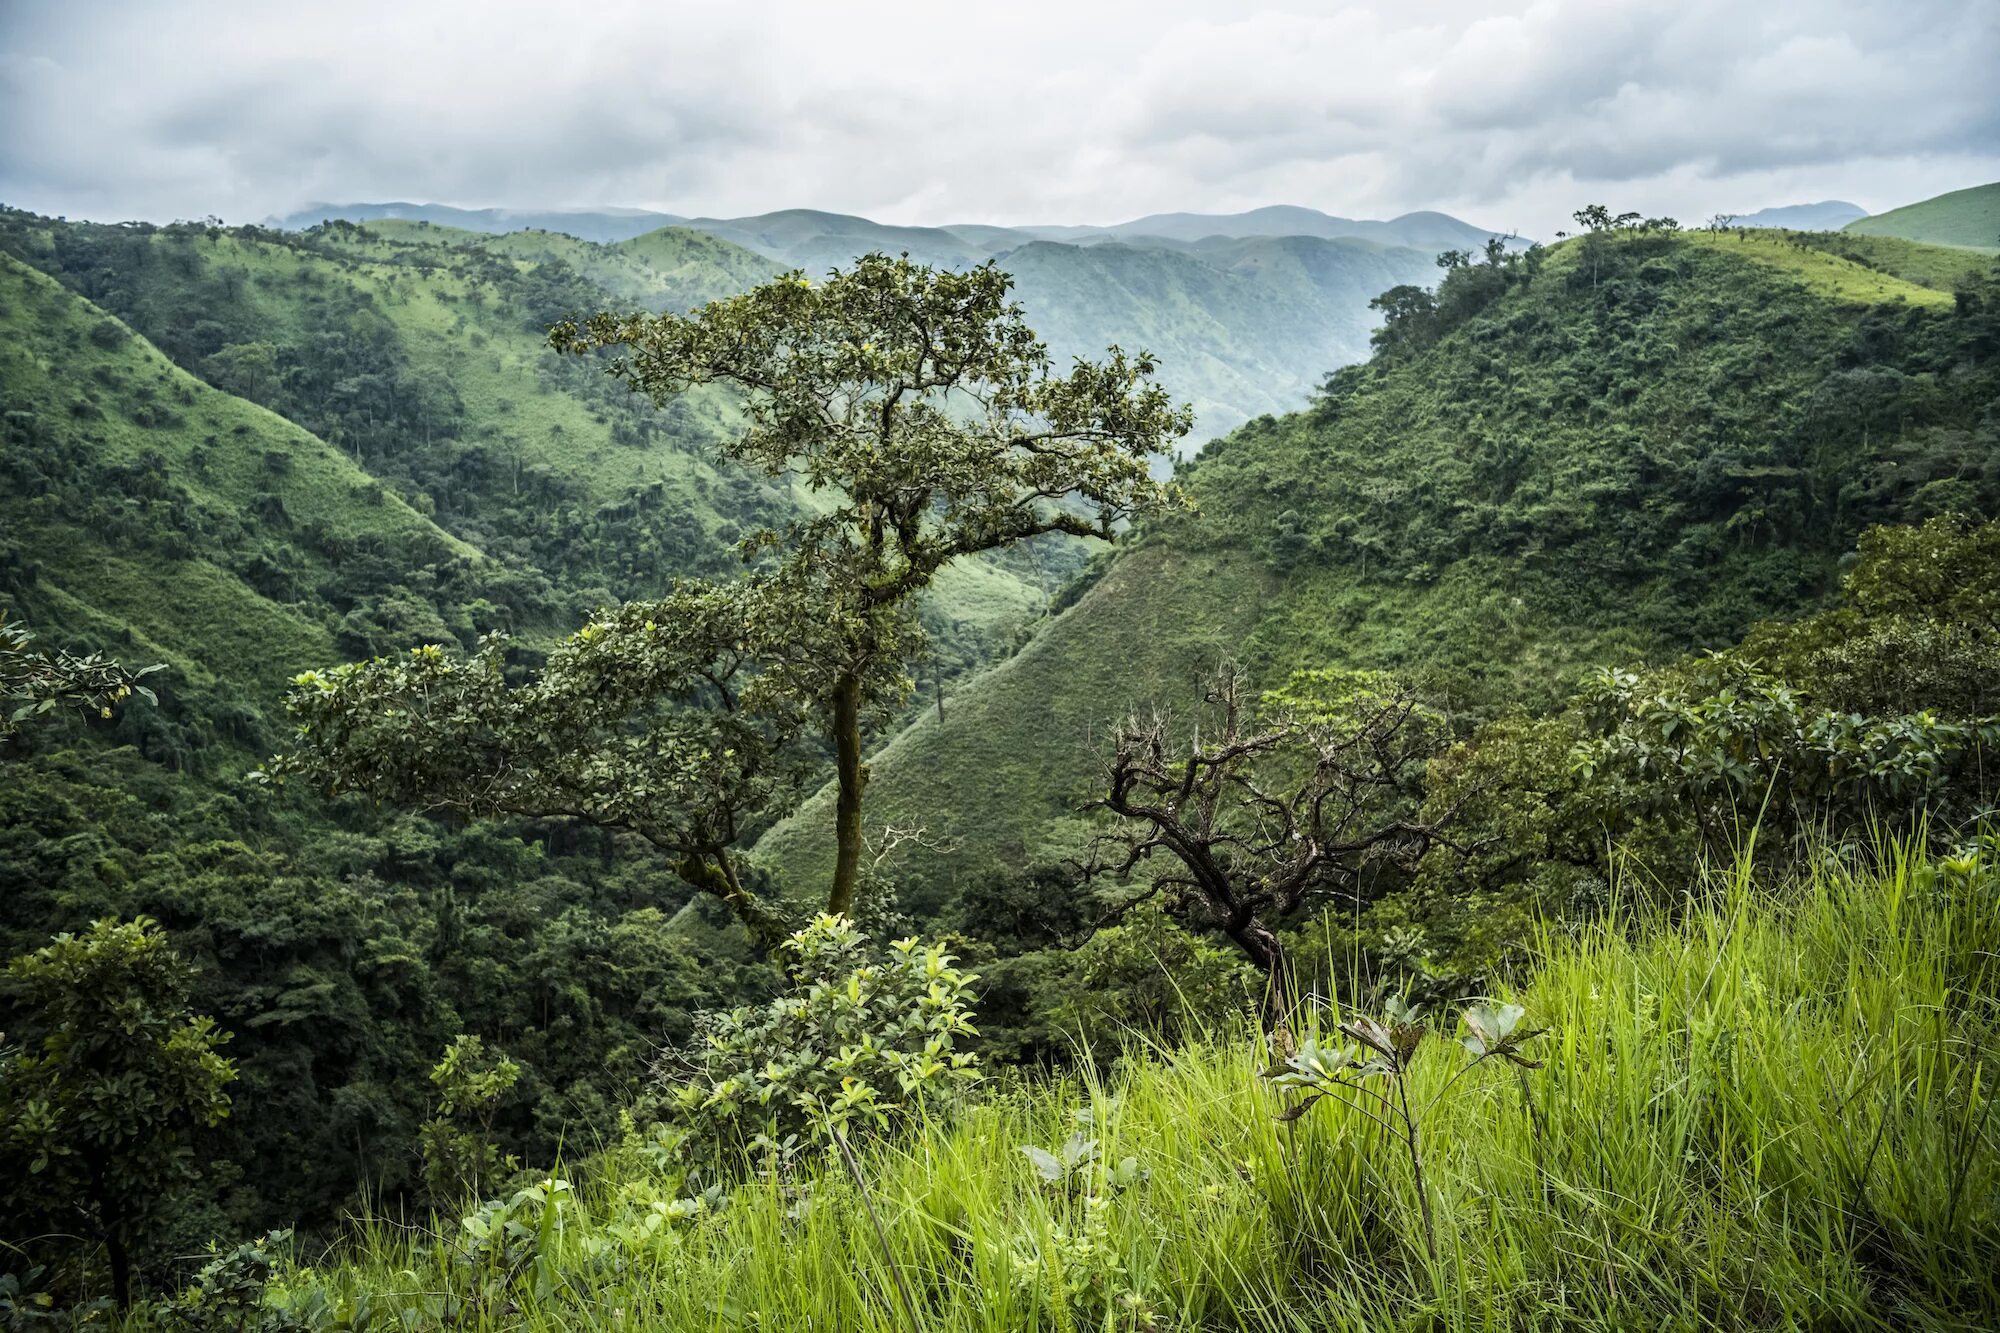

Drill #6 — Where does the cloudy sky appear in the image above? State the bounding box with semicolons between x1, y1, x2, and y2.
3;0;1996;238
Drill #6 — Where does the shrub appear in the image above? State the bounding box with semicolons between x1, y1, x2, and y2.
662;915;979;1172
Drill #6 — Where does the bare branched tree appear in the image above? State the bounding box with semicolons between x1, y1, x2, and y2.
1081;665;1461;1030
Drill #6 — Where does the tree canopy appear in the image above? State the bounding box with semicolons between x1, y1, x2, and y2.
551;253;1191;912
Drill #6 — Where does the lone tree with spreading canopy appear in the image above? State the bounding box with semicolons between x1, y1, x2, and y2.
275;255;1188;940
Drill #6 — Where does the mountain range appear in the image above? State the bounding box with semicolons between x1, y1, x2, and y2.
275;201;1523;266
1731;200;1869;230
278;209;1467;442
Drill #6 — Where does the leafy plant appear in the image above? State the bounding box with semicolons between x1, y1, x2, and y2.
156;1231;323;1333
0;918;235;1307
664;914;980;1163
1263;995;1543;1262
1020;1127;1145;1196
419;1035;521;1208
1572;656;2000;851
0;614;159;741
1012;1121;1155;1331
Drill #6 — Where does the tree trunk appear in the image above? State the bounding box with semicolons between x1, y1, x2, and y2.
107;1230;132;1310
674;853;790;953
829;670;867;918
1228;915;1295;1038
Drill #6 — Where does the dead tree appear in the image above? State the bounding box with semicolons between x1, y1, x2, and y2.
1082;665;1458;1031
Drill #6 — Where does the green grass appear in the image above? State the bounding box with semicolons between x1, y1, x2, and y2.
277;842;2000;1330
1680;230;1962;306
1845;182;2000;252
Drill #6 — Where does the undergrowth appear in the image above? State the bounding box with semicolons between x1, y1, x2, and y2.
162;838;1999;1332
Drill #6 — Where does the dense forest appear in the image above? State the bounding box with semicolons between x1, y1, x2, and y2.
2;185;1998;1331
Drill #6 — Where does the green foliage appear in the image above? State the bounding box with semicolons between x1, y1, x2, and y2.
0;918;235;1306
1741;513;2000;719
224;843;2000;1329
1572;656;1999;848
664;915;979;1170
155;1231;321;1333
271;575;821;946
419;1036;521;1207
1;613;158;740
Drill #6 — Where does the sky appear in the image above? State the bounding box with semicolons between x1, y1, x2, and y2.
3;0;1997;239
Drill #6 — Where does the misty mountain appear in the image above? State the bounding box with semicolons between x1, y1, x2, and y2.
1013;205;1523;250
1729;200;1869;230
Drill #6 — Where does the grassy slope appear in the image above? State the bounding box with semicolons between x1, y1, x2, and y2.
1845;180;2000;251
755;232;1997;900
213;225;757;534
0;253;470;699
306;847;2000;1330
756;544;1273;902
1679;229;1965;304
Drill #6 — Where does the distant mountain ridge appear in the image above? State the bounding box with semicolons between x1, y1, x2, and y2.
1731;200;1868;230
326;213;1445;442
1012;205;1522;251
274;201;685;243
276;201;1525;267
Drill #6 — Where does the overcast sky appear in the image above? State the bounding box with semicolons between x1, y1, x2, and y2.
3;0;1996;238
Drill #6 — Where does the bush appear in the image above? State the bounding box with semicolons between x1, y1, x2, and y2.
661;915;979;1172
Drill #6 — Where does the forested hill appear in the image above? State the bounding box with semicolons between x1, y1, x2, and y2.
0;251;479;747
754;227;2000;904
278;213;1448;442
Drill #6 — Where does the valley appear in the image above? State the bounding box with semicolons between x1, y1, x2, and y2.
3;172;1998;1328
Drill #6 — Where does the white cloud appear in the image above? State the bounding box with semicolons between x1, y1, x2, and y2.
1;0;1994;236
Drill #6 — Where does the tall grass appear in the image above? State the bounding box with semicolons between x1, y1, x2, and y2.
279;844;1998;1331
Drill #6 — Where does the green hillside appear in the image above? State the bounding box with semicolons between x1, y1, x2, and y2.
755;229;2000;901
274;202;685;242
1845;180;2000;251
0;247;802;1228
0;252;481;730
329;208;1451;442
0;210;1072;676
354;218;784;311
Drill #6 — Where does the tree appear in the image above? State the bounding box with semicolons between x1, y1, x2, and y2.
420;1035;520;1206
1082;667;1456;1031
0;918;235;1308
272;575;814;949
1;615;159;743
551;253;1189;913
